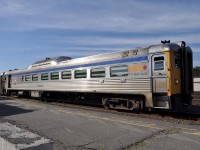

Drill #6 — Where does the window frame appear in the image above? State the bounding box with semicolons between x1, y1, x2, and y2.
61;70;72;79
22;76;24;82
25;75;31;81
50;72;59;80
41;73;49;80
91;67;106;78
75;69;87;79
110;65;128;77
32;74;39;81
153;56;165;71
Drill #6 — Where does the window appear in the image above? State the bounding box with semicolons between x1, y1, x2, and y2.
51;72;59;80
32;74;39;81
41;73;49;80
110;65;128;77
75;69;87;79
25;75;31;81
154;56;164;71
91;68;105;78
62;71;71;79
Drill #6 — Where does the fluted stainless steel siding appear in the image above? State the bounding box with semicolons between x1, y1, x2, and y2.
11;78;151;94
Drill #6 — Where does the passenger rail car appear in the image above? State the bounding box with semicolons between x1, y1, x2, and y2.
0;41;193;110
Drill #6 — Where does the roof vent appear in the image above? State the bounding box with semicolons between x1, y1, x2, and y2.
161;40;170;44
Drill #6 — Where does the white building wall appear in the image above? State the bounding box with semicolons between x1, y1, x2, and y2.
194;78;200;92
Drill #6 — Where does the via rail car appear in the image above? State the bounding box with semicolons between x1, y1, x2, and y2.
0;41;193;110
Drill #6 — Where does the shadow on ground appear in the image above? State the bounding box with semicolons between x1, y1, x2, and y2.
0;103;33;117
0;96;13;100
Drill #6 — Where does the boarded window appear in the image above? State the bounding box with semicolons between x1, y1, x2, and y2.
110;65;128;77
32;74;39;81
25;75;31;81
51;72;59;80
154;56;164;71
91;68;105;78
174;52;181;68
41;73;49;80
62;71;71;79
75;69;87;79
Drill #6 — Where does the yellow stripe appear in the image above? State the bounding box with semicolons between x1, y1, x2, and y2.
50;109;163;130
182;132;200;136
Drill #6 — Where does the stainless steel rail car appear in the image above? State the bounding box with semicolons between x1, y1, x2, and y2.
0;41;193;110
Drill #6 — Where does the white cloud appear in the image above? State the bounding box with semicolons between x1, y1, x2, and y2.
0;0;200;71
3;33;200;54
0;0;200;33
53;33;200;48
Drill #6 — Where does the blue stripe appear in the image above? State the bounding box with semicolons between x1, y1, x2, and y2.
12;56;148;76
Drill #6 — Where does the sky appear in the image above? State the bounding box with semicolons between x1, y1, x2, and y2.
0;0;200;73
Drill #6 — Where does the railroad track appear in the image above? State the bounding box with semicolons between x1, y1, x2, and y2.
3;95;199;125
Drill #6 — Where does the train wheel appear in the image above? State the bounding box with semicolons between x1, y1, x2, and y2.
128;100;142;110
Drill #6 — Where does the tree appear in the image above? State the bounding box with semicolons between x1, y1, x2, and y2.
193;66;200;77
